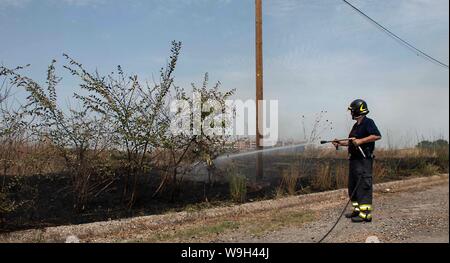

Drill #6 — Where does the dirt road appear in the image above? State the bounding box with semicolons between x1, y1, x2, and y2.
1;175;448;243
220;183;449;243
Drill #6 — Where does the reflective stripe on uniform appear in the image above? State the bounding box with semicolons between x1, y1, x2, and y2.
359;212;373;220
359;204;373;212
352;202;359;208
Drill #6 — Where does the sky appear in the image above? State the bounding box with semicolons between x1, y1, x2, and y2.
0;0;448;147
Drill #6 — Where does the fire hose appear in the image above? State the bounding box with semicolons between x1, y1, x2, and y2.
317;138;366;243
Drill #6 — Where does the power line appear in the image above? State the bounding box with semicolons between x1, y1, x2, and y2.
342;0;449;69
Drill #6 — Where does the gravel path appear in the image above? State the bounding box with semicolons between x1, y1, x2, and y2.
213;182;449;243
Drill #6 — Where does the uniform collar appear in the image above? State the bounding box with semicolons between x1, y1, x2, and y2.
356;116;367;126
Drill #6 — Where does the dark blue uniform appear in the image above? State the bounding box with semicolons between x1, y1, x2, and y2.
348;117;381;159
348;117;381;209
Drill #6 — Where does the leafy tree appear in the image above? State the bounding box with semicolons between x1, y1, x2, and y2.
66;41;182;207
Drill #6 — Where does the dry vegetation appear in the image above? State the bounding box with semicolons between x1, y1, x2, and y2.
0;42;448;232
276;144;448;195
0;42;235;230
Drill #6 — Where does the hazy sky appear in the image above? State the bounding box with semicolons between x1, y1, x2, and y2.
0;0;448;147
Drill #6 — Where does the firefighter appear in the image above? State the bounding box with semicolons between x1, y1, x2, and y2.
333;99;382;223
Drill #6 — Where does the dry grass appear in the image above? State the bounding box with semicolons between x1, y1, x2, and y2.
311;162;333;191
373;159;389;183
308;161;347;191
334;163;348;189
0;141;64;177
277;144;448;195
376;148;431;158
276;165;300;197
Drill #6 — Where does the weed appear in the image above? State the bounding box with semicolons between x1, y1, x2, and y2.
229;174;247;203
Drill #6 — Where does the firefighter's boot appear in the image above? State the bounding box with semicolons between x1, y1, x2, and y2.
351;204;373;223
345;202;360;219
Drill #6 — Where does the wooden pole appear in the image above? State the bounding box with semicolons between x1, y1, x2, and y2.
255;0;263;178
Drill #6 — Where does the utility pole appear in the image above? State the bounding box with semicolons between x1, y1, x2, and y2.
255;0;263;179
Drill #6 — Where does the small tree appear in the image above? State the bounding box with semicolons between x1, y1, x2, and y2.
153;74;235;201
191;74;235;186
153;84;197;201
1;62;113;211
67;41;182;207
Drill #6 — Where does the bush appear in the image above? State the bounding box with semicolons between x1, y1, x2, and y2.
417;139;449;150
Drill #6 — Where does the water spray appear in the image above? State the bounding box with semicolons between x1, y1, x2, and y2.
215;142;313;162
191;142;313;177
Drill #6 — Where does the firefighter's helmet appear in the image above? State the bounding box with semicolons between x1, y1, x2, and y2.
348;99;370;119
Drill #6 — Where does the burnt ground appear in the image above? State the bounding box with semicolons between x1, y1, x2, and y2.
0;174;447;243
1;155;447;233
0;173;238;232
